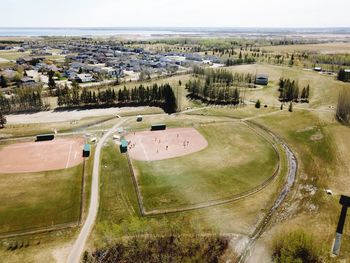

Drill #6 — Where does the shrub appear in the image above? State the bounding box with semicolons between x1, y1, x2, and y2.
255;99;261;108
272;230;325;263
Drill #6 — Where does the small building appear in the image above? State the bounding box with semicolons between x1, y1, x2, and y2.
83;144;91;157
136;115;143;122
76;73;94;83
36;134;54;142
255;74;269;85
151;124;166;131
120;139;128;153
20;77;36;86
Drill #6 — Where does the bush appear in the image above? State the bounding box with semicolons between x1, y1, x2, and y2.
86;235;230;263
272;230;325;263
255;99;261;108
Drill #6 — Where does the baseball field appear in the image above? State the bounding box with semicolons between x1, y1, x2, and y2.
125;120;279;212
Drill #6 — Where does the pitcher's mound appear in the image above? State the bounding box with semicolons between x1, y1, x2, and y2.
125;128;208;161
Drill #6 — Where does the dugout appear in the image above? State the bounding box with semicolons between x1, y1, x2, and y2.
83;144;91;157
136;115;143;122
151;124;166;131
36;134;54;142
120;139;128;153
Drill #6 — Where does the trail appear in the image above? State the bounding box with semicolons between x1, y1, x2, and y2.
237;121;298;263
66;118;129;263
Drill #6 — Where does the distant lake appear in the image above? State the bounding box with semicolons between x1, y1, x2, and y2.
0;27;349;37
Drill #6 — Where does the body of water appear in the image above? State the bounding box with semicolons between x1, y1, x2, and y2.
0;27;349;37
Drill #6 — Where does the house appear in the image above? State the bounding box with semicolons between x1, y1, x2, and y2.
76;73;94;83
25;70;40;82
20;77;36;86
255;74;269;85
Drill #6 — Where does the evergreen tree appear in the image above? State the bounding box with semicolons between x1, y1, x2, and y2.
0;75;8;88
163;84;177;113
255;99;261;108
0;112;6;128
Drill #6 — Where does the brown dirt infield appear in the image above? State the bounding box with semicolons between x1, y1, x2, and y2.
125;128;208;161
0;138;84;174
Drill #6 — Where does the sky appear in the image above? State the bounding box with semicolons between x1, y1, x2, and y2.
0;0;349;28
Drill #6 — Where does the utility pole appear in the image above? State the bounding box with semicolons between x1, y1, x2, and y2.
332;195;350;256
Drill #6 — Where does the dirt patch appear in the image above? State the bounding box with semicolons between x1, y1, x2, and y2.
0;138;84;173
310;131;324;141
125;128;208;161
297;126;316;133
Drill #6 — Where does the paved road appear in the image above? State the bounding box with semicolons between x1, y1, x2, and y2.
67;118;129;263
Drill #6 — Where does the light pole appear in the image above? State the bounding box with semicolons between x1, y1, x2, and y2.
332;195;350;256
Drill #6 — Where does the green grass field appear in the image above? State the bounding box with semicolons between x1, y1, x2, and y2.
0;164;83;234
132;122;279;211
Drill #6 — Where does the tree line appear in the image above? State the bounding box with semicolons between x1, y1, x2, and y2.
83;234;229;263
56;82;177;113
186;79;241;105
278;78;310;103
193;66;256;87
0;87;44;113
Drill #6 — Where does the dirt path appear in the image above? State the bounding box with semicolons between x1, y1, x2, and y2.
237;121;298;263
66;118;129;263
6;107;151;124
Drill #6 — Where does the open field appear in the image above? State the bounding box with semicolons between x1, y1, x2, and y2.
224;64;350;109
261;43;350;54
0;50;28;61
0;138;84;173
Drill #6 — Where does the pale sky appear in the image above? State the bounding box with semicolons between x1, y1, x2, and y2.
0;0;349;28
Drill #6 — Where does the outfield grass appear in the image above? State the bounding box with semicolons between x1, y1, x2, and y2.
132;122;279;211
0;164;83;234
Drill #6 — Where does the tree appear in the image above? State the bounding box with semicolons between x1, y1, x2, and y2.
0;112;6;128
0;75;8;88
255;99;261;108
289;102;293;112
48;70;56;90
336;88;350;124
163;84;177;113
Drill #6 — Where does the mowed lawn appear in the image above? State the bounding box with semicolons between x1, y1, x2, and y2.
133;122;279;211
0;164;83;234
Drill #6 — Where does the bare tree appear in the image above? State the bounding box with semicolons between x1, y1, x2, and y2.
336;88;350;124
